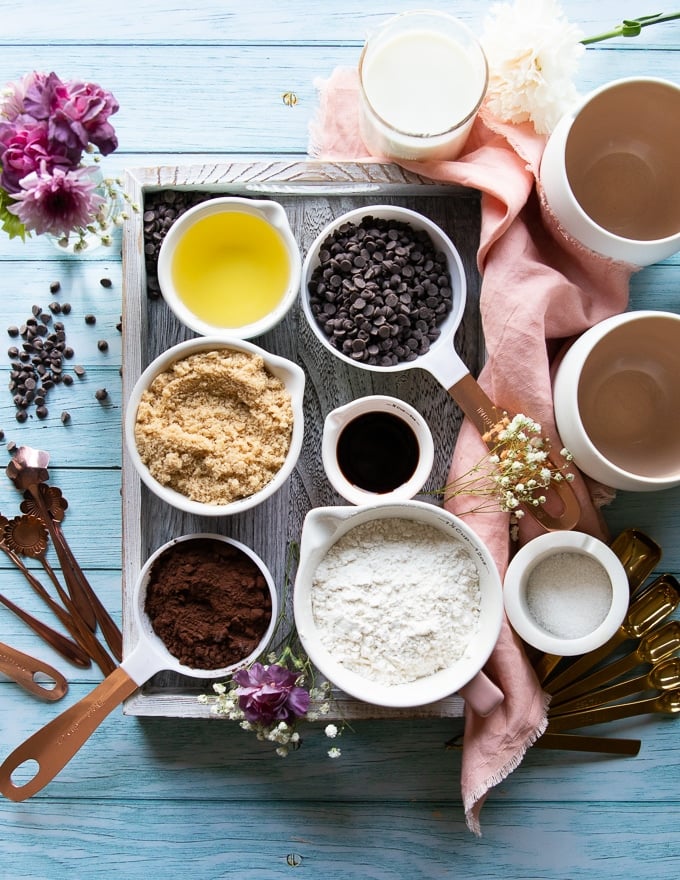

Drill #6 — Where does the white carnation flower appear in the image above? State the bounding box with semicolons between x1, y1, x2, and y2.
481;0;585;134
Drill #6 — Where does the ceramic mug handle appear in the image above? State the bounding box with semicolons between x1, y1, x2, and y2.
458;671;504;717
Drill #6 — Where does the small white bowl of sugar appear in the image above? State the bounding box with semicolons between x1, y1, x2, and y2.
503;531;630;656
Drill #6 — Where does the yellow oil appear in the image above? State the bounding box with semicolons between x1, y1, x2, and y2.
171;210;291;328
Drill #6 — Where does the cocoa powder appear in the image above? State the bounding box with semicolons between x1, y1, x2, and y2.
144;537;272;670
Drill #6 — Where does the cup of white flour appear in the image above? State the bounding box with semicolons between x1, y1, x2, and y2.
293;500;504;715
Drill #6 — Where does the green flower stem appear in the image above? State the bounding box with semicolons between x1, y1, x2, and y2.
582;11;680;45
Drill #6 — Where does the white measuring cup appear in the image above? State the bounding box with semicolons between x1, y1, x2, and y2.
301;205;579;530
0;534;278;802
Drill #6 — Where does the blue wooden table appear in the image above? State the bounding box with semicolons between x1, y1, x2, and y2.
0;2;679;876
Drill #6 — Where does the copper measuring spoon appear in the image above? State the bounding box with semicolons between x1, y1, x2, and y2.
550;656;680;716
0;641;68;702
548;619;680;707
0;516;91;668
0;589;88;669
546;688;680;733
533;529;664;685
7;448;97;632
545;574;680;696
20;482;122;662
3;515;115;676
0;534;278;802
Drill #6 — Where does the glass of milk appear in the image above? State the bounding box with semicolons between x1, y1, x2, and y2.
358;11;488;162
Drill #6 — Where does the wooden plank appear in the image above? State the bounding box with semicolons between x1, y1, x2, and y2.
120;160;482;719
0;798;678;879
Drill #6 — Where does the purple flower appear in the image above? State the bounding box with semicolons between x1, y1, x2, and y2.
7;164;105;237
51;80;119;156
233;663;311;726
22;71;67;121
0;119;71;193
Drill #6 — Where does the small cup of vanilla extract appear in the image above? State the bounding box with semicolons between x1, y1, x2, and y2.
321;395;434;505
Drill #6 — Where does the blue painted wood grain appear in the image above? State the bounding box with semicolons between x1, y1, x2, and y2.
0;2;679;877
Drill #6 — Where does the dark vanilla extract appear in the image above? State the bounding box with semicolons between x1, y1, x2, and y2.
336;411;420;494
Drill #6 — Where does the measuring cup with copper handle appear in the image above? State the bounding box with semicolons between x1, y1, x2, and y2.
301;206;580;531
0;534;278;802
546;688;680;732
550;656;680;716
0;641;68;702
544;573;680;697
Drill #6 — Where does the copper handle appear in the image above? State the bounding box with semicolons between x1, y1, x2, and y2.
447;374;581;531
0;666;138;801
0;642;68;702
0;592;90;668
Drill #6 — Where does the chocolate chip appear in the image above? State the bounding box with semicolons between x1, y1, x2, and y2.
49;281;61;294
84;314;96;325
61;303;72;315
74;365;86;377
61;411;71;424
97;339;109;352
15;410;27;423
99;277;113;288
7;326;19;337
95;388;108;401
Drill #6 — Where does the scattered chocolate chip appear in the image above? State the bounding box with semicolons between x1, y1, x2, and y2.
100;277;112;288
84;314;96;325
60;411;71;424
63;374;74;386
7;326;19;337
48;302;62;314
95;388;108;401
97;339;109;352
74;365;86;377
6;440;16;452
49;280;61;294
36;405;48;419
15;410;27;423
61;303;72;315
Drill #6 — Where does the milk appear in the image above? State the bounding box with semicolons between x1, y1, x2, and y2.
358;14;487;161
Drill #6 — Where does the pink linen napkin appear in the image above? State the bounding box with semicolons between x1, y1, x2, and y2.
309;66;636;834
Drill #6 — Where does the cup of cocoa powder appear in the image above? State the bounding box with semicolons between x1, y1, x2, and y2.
139;533;278;673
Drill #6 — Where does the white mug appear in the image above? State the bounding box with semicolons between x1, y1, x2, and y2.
540;77;680;266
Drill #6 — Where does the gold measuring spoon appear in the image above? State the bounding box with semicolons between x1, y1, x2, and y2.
548;619;680;707
20;481;122;662
0;641;68;702
6;448;97;632
544;574;680;696
546;688;680;733
550;656;680;715
535;732;641;756
533;529;664;685
609;528;662;596
3;515;115;676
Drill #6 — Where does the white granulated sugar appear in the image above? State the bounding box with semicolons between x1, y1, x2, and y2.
526;551;613;639
311;517;481;686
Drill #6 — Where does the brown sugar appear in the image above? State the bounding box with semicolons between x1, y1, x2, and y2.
134;348;293;504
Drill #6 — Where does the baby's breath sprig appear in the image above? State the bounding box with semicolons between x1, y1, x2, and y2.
441;413;574;524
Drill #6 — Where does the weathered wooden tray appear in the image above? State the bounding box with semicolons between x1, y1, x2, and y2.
121;160;482;719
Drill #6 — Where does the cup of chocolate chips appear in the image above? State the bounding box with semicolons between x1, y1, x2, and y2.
300;205;466;374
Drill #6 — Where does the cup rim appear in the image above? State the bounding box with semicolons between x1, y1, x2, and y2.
156;196;302;340
503;531;630;656
123;336;306;516
549;76;680;251
358;9;489;140
554;310;680;490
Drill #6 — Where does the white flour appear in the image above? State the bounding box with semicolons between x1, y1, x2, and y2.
311;517;481;686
